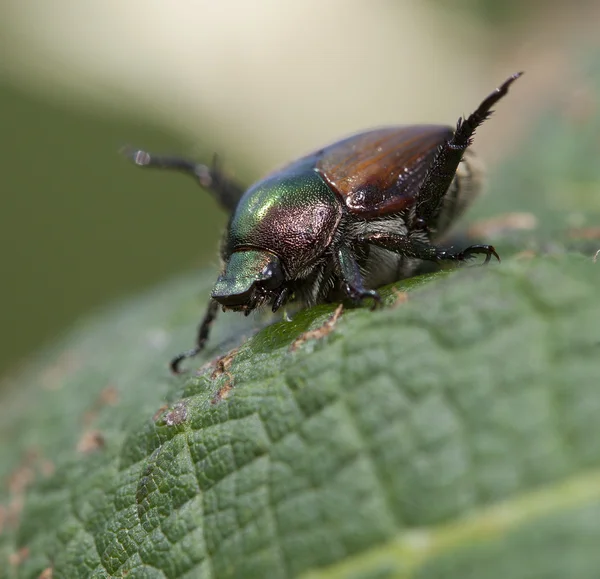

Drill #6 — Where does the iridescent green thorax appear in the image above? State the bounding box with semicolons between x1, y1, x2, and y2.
226;165;342;276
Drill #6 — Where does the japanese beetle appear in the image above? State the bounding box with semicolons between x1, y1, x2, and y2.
127;73;522;373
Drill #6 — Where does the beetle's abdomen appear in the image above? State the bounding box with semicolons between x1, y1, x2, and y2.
227;169;342;275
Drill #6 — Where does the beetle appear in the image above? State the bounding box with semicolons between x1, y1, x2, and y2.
126;72;522;373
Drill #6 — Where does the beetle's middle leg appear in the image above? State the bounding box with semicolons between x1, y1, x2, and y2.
333;243;382;307
122;148;245;212
361;232;499;265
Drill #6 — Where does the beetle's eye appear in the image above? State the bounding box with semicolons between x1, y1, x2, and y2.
261;261;284;290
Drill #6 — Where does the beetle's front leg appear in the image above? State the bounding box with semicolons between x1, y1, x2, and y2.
123;148;245;212
170;298;220;374
333;243;382;308
362;233;500;265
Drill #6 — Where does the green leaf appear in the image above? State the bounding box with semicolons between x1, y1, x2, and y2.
3;50;600;579
1;254;600;579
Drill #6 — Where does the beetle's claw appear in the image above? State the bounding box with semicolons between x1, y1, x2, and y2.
347;288;382;310
170;354;187;375
458;244;501;265
170;347;201;375
367;292;383;311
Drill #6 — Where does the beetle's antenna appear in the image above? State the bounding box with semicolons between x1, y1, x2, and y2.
122;147;213;184
122;147;245;212
415;72;523;225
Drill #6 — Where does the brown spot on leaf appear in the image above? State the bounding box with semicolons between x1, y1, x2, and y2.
99;385;119;406
8;449;39;495
152;404;169;423
9;546;29;566
40;460;55;478
391;289;409;308
568;227;600;240
83;385;120;426
210;348;239;379
208;349;240;404
41;351;81;390
212;381;233;404
76;430;105;454
8;465;35;497
6;496;24;529
165;402;188;426
468;212;537;240
513;250;537;260
197;346;239;382
38;568;53;579
290;304;344;352
2;448;58;531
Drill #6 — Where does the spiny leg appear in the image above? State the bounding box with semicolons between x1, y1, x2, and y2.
361;232;500;264
436;244;500;264
122;148;245;212
415;72;523;225
334;243;381;307
170;299;220;374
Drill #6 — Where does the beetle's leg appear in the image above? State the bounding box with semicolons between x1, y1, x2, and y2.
436;244;500;264
362;233;500;265
334;244;382;308
123;148;245;212
415;72;523;225
361;233;438;260
272;286;291;313
170;299;220;374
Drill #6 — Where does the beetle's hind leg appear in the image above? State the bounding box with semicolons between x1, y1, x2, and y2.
435;243;500;264
122;148;245;212
415;72;523;226
360;232;500;266
170;299;220;374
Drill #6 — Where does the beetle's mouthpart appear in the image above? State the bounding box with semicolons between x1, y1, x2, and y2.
211;249;284;310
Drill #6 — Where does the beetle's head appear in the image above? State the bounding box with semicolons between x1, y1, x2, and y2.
211;249;287;313
214;169;342;314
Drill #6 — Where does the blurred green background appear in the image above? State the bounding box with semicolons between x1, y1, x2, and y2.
0;81;231;378
0;0;599;378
